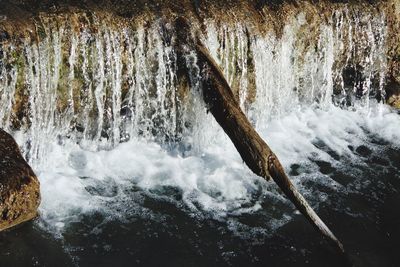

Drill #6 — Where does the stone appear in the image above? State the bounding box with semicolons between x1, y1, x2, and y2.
385;77;400;109
0;129;40;231
388;94;400;109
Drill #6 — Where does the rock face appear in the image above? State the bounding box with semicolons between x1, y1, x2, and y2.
386;78;400;109
0;129;40;231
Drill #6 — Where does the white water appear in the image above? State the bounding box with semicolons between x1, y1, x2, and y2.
0;8;398;237
31;102;400;237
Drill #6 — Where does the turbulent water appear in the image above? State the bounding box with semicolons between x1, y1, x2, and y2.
0;7;399;267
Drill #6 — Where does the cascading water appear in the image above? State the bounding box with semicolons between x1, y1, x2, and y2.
0;5;399;266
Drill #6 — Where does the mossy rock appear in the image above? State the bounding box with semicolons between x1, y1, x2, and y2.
0;129;41;231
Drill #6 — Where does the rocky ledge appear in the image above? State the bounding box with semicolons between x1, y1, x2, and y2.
0;129;40;231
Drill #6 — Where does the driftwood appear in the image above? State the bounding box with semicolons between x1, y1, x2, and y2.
176;18;345;255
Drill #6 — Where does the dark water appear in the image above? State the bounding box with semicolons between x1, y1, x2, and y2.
0;133;399;267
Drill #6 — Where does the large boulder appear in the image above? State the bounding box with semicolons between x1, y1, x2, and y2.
0;129;40;231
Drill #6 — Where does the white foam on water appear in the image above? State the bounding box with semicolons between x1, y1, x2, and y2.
31;101;400;237
34;131;264;235
0;8;397;240
262;103;400;167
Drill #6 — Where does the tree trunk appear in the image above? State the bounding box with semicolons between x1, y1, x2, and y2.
176;17;345;255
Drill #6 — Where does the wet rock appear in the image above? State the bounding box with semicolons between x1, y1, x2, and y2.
0;30;9;43
387;0;400;84
342;66;364;97
388;94;400;108
385;77;400;109
0;129;40;231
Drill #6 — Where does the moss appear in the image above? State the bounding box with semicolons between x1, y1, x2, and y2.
10;49;25;70
56;40;75;113
9;46;28;130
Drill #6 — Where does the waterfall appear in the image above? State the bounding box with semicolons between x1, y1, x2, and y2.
1;17;185;166
0;7;400;266
0;5;396;234
0;7;388;169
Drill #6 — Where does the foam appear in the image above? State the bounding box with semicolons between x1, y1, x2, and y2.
31;101;400;237
0;11;396;239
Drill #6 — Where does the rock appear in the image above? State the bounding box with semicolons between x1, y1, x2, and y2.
385;77;400;109
0;129;40;231
388;95;400;109
387;0;400;84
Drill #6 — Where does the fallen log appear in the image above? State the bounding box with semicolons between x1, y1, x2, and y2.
176;18;345;255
